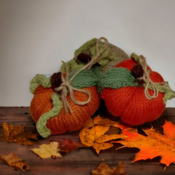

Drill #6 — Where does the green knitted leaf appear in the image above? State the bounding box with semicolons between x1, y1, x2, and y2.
98;68;138;93
91;46;118;66
69;67;99;89
36;93;62;138
74;38;97;60
30;74;51;94
60;59;84;73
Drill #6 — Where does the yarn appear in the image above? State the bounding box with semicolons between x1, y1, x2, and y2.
101;57;175;126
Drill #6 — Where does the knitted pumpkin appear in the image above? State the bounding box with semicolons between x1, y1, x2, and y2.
30;37;113;138
100;54;175;126
30;84;99;135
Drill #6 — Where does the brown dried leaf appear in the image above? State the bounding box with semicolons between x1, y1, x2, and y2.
58;139;86;153
92;162;127;175
0;153;30;171
3;123;38;146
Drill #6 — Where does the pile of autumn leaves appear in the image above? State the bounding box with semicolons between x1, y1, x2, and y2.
1;115;175;173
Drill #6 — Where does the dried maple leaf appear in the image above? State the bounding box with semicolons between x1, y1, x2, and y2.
79;115;127;154
91;162;127;175
0;153;30;171
31;142;62;159
3;123;38;146
112;121;175;167
57;139;86;153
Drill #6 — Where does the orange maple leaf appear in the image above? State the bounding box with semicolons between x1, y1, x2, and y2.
112;121;175;167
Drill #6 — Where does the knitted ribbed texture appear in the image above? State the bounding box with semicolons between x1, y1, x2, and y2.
30;85;99;135
97;67;138;94
101;59;166;126
69;68;99;89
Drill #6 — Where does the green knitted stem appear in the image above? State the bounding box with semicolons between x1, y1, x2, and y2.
30;74;51;94
36;93;62;138
131;53;139;62
98;68;138;93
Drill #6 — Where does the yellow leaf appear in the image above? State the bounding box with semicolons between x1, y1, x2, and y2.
92;142;113;154
94;115;117;126
84;118;94;128
94;125;110;140
96;134;127;143
31;142;62;159
93;115;130;130
0;153;30;171
79;127;95;147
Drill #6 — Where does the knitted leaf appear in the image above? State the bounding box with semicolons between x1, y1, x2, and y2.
91;46;118;66
36;93;62;138
69;68;99;89
98;68;138;93
60;59;84;73
74;38;97;60
30;74;51;94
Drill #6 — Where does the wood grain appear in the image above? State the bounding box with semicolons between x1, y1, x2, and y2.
0;107;175;175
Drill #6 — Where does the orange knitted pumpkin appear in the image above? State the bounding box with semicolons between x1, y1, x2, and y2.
31;85;99;135
101;59;166;126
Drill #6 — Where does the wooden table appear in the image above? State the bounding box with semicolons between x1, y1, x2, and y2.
0;107;175;175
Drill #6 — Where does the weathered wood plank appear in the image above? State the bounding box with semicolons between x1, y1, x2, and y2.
0;107;175;175
0;141;175;175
